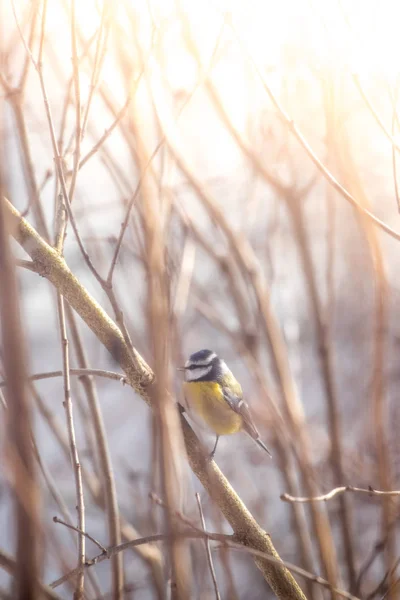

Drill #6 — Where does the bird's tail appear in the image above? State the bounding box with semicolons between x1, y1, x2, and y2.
255;437;272;458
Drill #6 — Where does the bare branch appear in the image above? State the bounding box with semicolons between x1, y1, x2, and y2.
0;368;126;387
3;197;308;600
195;493;221;600
0;120;41;600
53;515;107;554
56;293;85;599
230;21;400;244
48;528;360;600
281;486;400;503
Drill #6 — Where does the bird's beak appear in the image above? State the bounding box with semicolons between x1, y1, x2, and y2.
177;367;186;372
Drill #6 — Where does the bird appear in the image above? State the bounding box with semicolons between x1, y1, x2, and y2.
179;349;271;460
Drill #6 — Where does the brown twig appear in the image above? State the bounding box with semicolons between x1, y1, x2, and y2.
48;527;360;600
78;91;138;172
79;0;111;144
56;292;85;599
66;306;124;600
140;128;192;598
355;535;387;596
0;368;126;388
0;123;41;600
67;0;81;209
284;188;356;588
335;122;394;595
32;439;102;597
34;0;105;284
53;515;107;554
351;73;400;154
195;493;221;600
281;485;400;503
30;377;164;597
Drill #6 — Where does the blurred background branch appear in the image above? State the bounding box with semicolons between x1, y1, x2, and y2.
1;1;400;599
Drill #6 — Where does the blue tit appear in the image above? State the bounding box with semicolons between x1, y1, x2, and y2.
179;349;271;459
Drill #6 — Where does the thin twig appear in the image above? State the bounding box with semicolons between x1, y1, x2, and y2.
34;0;105;285
54;0;82;253
66;306;124;600
32;439;102;597
229;20;400;245
106;138;164;284
355;535;387;595
79;0;110;143
53;516;107;554
30;377;164;596
56;293;85;600
352;73;400;154
17;0;40;93
6;1;49;238
0;368;127;388
195;493;221;600
281;485;400;503
49;528;360;600
367;554;400;600
57;32;98;155
78;86;140;172
284;187;356;588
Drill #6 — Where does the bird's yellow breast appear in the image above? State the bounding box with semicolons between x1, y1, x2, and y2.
183;381;243;435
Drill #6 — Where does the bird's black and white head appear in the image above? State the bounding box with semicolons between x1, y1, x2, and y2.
182;349;229;382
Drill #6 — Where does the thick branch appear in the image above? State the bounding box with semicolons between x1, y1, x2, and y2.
3;197;307;600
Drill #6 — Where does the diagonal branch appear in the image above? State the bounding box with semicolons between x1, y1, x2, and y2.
2;196;307;600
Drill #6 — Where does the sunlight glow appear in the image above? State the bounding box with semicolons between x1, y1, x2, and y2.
24;0;400;108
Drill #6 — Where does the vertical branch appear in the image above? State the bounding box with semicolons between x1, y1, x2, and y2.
6;0;49;239
138;133;193;597
31;378;165;598
370;235;392;589
323;74;356;589
66;305;124;600
67;0;81;205
56;294;85;600
0;145;41;599
333;125;394;594
55;0;81;253
285;190;356;588
80;0;112;142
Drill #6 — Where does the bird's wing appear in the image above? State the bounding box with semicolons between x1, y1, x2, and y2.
221;387;260;440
